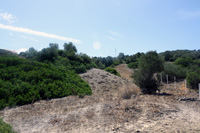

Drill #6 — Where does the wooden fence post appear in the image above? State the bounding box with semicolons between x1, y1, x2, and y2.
166;74;168;89
199;83;200;100
185;79;187;94
174;76;176;89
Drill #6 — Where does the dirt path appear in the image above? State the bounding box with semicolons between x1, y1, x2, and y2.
1;66;200;132
115;64;140;94
115;64;133;81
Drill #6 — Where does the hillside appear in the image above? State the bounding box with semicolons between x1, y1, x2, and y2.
0;49;18;56
1;65;200;132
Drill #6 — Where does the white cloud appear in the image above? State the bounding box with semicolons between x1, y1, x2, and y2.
107;30;122;37
0;12;17;23
9;33;38;42
107;30;122;41
0;23;81;44
20;35;39;42
106;36;116;41
177;10;200;18
17;48;28;53
93;41;101;50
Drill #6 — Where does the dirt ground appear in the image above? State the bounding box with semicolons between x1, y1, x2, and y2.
1;64;200;133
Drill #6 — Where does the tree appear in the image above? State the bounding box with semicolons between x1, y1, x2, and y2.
105;56;114;67
174;57;193;67
163;51;173;61
133;51;164;94
49;43;59;50
63;42;77;54
19;47;37;59
37;44;58;62
118;53;125;59
117;52;125;63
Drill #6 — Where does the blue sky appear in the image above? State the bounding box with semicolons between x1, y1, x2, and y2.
0;0;200;57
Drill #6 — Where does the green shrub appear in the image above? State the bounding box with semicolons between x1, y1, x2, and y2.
186;68;200;89
162;62;187;81
104;67;120;76
128;62;138;69
0;118;16;133
174;57;193;67
133;51;163;94
75;64;87;73
0;56;92;109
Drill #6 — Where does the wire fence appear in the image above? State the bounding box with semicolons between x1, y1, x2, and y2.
160;74;200;99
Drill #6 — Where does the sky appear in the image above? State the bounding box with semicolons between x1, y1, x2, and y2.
0;0;200;57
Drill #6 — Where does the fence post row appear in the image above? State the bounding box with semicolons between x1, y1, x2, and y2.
161;75;200;97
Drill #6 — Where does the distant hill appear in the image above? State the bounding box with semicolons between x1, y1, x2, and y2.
0;49;18;56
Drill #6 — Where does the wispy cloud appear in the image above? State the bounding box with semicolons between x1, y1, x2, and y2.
0;23;81;44
9;33;38;42
177;9;200;18
0;12;17;23
106;36;116;41
107;30;122;41
107;30;122;37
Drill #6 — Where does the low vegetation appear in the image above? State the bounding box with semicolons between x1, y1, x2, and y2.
0;118;16;133
0;56;91;109
161;62;187;81
104;67;121;76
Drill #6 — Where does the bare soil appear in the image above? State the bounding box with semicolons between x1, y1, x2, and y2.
1;64;200;133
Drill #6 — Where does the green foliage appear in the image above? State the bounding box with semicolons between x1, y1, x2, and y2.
126;52;143;64
162;62;187;81
133;51;164;94
104;67;120;76
37;45;59;62
0;56;92;110
75;64;87;73
160;50;200;61
128;62;138;69
63;42;77;55
186;66;200;89
19;43;96;74
0;118;16;133
174;57;193;67
92;57;106;69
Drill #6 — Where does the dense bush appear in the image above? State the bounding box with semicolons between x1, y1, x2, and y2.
0;56;92;109
128;62;138;69
186;66;200;89
104;67;120;76
133;51;164;94
162;62;187;81
160;50;200;62
174;57;193;67
0;118;16;133
19;43;96;74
